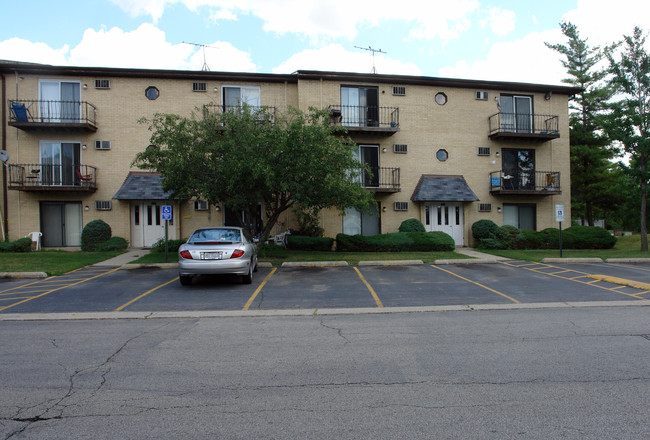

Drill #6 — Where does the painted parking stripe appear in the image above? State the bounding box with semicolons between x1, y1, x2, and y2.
353;267;384;308
0;267;121;312
242;267;277;311
431;265;520;304
114;277;180;311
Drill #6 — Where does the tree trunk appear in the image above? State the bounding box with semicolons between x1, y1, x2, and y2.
586;200;594;226
640;161;648;251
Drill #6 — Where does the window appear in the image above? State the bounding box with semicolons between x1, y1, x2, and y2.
436;149;448;161
39;80;80;122
223;86;261;110
503;204;536;230
343;204;380;236
145;86;159;100
359;145;379;187
341;86;379;127
499;94;532;133
435;92;447;105
95;79;111;89
39;141;82;186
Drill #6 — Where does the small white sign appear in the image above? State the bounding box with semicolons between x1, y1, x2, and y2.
161;205;172;221
555;204;565;222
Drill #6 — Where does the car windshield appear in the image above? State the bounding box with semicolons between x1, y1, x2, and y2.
190;228;242;243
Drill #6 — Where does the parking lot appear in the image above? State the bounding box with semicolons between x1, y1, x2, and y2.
1;260;649;314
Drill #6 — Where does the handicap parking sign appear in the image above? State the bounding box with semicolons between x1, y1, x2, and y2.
161;205;172;221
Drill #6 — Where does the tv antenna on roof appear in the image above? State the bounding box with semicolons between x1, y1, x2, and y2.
183;41;218;71
354;45;386;74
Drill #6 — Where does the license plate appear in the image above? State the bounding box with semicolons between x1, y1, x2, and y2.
201;252;223;260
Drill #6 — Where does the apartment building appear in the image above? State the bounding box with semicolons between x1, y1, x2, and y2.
0;60;579;248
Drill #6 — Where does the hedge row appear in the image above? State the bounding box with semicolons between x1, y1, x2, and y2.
286;235;334;251
0;237;32;252
473;220;616;250
336;231;455;252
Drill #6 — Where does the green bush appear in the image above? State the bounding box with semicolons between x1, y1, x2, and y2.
286;235;334;251
563;225;616;249
95;237;129;251
0;237;33;252
478;237;506;250
336;231;454;252
81;219;112;251
477;225;616;250
151;238;186;253
472;219;499;240
495;225;525;249
258;243;284;257
398;218;426;233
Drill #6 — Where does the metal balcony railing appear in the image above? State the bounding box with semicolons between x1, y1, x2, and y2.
329;105;400;132
8;163;97;191
489;170;560;195
488;112;559;140
8;99;98;131
360;166;401;192
202;104;277;120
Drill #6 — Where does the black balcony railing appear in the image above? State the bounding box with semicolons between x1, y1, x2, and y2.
8;99;98;132
361;166;401;192
488;112;559;140
489;170;560;195
8;163;97;191
329;105;399;133
202;104;277;120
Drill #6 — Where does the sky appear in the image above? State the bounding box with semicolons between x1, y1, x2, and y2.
1;0;649;86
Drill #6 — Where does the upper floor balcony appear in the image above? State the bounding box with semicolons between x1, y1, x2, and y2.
489;170;561;196
361;166;401;193
7;163;97;192
488;112;560;141
8;99;98;132
329;105;400;135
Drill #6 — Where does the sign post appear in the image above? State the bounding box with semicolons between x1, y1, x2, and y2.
161;205;172;262
555;204;565;258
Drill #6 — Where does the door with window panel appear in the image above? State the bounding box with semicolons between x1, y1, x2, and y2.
425;203;463;245
132;203;175;248
500;95;532;133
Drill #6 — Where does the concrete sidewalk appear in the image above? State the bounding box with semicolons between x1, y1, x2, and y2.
454;247;510;261
93;248;152;266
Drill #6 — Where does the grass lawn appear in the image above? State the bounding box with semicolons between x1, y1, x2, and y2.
0;249;125;276
478;234;650;262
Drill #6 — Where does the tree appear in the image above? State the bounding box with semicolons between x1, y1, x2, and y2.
546;22;618;226
603;26;650;251
134;105;374;245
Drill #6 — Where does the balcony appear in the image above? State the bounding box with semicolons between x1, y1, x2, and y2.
329;105;400;135
8;164;97;192
361;166;401;193
489;170;560;196
202;104;277;121
488;112;559;141
8;99;98;132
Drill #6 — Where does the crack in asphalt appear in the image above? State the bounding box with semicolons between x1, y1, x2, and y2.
318;318;350;344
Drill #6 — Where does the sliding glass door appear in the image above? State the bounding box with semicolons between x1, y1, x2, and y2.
40;142;81;186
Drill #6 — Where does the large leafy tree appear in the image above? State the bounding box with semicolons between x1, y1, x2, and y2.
134;106;373;244
603;26;650;251
546;21;618;226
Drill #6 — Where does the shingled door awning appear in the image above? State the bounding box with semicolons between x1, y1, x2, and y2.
113;172;180;200
411;175;479;202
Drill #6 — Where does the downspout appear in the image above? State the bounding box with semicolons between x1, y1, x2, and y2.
1;73;8;241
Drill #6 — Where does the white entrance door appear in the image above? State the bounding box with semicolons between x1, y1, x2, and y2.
425;203;463;245
132;203;175;248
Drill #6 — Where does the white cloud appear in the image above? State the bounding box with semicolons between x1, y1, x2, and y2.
481;8;516;37
109;0;179;22
0;38;70;65
272;44;422;75
438;30;567;85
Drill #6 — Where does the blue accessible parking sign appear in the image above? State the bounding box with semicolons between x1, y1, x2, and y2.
161;205;172;221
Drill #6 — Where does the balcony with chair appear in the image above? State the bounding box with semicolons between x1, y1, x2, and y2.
361;166;401;193
329;105;400;135
488;112;560;141
489;170;560;195
8;163;97;192
8;99;98;132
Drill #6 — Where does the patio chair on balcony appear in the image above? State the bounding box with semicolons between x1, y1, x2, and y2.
10;103;31;123
75;168;93;182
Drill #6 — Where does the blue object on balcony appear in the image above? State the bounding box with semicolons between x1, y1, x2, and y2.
11;103;29;122
490;176;500;187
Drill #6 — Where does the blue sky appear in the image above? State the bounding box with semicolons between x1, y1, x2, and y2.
1;0;649;86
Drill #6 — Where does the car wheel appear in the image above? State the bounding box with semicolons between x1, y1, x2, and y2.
179;275;192;286
253;256;258;272
242;265;253;284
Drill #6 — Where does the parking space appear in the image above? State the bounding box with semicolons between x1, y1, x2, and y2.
0;260;648;314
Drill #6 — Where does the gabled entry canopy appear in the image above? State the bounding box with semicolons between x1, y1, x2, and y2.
113;172;182;200
411;175;479;202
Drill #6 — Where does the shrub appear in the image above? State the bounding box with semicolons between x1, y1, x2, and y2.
95;237;129;251
478;237;506;250
336;231;454;252
151;238;186;253
286;235;334;251
81;219;112;251
258;243;285;257
0;237;32;252
398;218;426;233
563;225;616;249
472;219;499;240
495;225;525;249
293;207;324;237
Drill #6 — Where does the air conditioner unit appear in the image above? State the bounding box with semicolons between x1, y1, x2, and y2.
477;146;491;156
194;200;209;211
393;201;409;211
192;82;207;92
475;91;488;100
392;86;406;96
94;79;111;89
95;140;111;150
478;203;492;212
393;144;408;154
95;200;112;211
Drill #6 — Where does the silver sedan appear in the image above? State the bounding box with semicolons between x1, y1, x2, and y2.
178;226;258;286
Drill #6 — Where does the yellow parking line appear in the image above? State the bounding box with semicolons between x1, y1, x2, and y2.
243;267;277;311
0;267;121;312
431;265;520;304
353;267;384;308
114;277;179;311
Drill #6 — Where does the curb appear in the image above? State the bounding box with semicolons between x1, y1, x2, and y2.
606;258;650;263
0;272;48;279
587;274;650;291
434;258;501;265
358;260;423;266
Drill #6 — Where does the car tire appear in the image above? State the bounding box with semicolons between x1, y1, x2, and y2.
242;265;253;284
179;275;192;286
253;256;258;272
